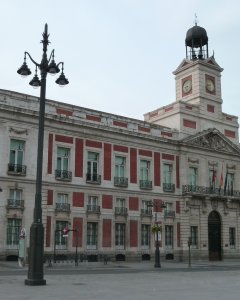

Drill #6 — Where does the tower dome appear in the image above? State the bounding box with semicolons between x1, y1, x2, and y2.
185;24;209;60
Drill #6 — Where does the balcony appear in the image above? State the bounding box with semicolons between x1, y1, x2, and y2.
164;210;175;219
115;207;128;216
114;176;128;187
139;180;152;190
55;169;72;181
7;199;24;209
86;173;101;184
163;183;175;193
87;205;100;213
55;203;71;212
141;208;152;217
8;163;26;176
182;185;240;198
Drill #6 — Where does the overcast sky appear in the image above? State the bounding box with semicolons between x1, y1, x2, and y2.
1;0;239;120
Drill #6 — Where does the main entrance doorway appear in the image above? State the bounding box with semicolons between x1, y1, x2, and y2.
208;211;222;261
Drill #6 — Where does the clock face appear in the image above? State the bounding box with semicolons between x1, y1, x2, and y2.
206;79;215;92
182;79;192;94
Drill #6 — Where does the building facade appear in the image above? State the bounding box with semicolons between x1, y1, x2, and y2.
0;24;240;262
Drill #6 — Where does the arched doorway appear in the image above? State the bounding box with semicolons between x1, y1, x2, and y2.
208;211;222;261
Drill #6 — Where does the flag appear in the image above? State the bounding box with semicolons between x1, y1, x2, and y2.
224;169;228;195
219;166;223;189
212;168;216;185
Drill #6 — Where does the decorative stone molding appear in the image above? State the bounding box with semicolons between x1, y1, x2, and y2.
9;127;28;135
227;164;236;170
208;161;218;167
188;157;199;164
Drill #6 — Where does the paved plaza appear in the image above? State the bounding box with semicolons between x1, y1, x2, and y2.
1;261;240;300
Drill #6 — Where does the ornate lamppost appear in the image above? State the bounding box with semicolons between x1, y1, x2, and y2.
149;200;166;268
17;24;69;286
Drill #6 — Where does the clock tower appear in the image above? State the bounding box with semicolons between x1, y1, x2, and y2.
144;23;239;143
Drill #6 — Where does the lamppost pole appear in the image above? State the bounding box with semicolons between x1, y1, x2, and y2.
17;24;68;286
149;200;166;268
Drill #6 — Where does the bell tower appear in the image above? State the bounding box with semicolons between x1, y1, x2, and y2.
144;22;239;143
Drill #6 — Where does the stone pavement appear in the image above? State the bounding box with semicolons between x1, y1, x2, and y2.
1;260;240;300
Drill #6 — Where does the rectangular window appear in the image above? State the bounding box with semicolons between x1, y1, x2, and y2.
190;226;198;248
56;193;69;211
57;147;70;171
55;221;68;249
163;164;172;184
115;156;126;178
141;224;150;247
8;189;23;207
229;227;236;249
87;222;98;249
87;151;99;180
7;218;22;248
9;139;25;172
165;225;173;248
115;223;125;248
189;167;198;187
140;160;150;180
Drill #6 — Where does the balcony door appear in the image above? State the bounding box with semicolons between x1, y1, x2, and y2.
208;211;222;261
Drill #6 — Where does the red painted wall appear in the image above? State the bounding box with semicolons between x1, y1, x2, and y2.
129;197;139;211
113;145;128;153
176;155;180;188
47;133;53;174
72;218;83;247
104;143;112;180
86;140;102;148
55;134;73;144
102;195;113;209
153;199;163;212
72;192;84;207
176;201;180;214
75;138;83;177
154;152;161;186
46;216;51;247
130;220;138;247
47;190;53;205
139;149;152;157
130;148;137;183
102;219;112;247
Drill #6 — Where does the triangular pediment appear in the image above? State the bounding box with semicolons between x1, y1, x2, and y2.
181;128;240;155
205;56;223;71
173;59;192;75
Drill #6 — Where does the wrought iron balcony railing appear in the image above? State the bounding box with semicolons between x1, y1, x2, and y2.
8;163;26;175
7;199;24;209
139;180;152;189
86;173;101;184
115;207;128;216
182;185;240;198
87;205;100;213
55;169;72;181
114;176;128;187
55;203;71;212
141;208;152;216
164;210;175;219
163;183;175;192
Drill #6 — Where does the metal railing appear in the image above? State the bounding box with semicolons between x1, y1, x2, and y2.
115;207;128;215
8;163;27;175
141;208;152;216
7;199;24;209
182;185;240;197
86;173;101;184
87;205;100;213
55;203;71;212
114;176;128;187
139;180;152;189
164;210;175;218
163;183;175;192
55;169;72;181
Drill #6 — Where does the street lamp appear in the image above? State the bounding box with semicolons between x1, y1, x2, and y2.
17;24;69;286
148;200;166;268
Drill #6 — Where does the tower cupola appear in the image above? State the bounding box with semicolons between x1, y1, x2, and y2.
185;23;208;60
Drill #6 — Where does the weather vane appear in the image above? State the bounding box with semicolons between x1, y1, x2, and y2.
194;13;198;26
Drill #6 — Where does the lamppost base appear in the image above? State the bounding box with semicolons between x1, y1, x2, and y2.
25;279;46;286
154;263;161;268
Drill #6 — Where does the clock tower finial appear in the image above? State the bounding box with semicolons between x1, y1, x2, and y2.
194;13;198;26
